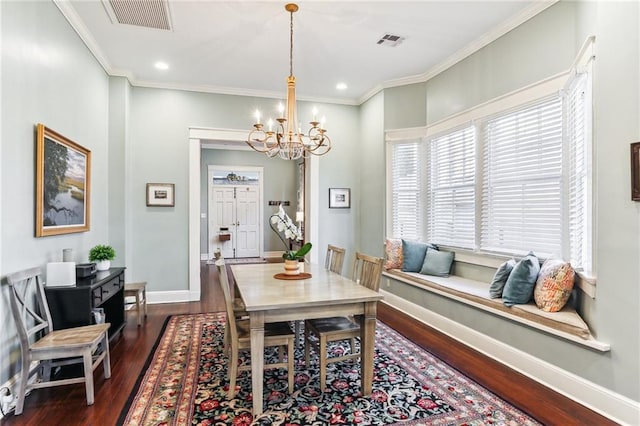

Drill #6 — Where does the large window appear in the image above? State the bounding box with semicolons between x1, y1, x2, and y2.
387;69;592;271
390;139;423;240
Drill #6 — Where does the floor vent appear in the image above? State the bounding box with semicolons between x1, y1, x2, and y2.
102;0;172;31
376;33;404;47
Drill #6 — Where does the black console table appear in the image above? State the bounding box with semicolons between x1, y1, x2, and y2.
45;267;126;340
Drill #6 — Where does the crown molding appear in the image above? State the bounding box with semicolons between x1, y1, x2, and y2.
57;0;556;107
358;0;558;105
132;80;359;105
53;0;113;73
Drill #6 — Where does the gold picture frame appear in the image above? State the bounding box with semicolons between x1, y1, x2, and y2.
146;183;175;207
36;124;91;237
632;142;640;201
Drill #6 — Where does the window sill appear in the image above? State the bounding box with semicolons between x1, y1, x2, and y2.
382;269;609;352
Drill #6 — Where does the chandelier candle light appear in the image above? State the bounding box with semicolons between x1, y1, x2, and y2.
246;3;331;160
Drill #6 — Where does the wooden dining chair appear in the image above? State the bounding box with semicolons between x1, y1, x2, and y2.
304;252;384;390
215;260;295;399
294;243;348;345
218;258;248;354
325;244;346;275
6;267;112;415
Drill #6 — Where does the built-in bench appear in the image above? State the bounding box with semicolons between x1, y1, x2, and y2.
382;269;610;351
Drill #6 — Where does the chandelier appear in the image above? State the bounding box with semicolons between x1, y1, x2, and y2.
246;3;331;160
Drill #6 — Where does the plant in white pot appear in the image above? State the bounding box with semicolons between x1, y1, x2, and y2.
89;244;116;271
270;205;312;275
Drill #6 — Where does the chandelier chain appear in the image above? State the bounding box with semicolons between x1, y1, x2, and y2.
245;3;331;160
289;8;294;77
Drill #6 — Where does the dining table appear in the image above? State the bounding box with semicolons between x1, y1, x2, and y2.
230;261;383;416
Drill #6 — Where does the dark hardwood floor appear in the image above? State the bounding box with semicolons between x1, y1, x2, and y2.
1;262;617;425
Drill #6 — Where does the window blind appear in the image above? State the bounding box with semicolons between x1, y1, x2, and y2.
427;126;475;248
481;97;563;257
566;72;590;270
391;140;423;240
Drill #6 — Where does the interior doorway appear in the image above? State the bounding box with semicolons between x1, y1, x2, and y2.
208;166;263;259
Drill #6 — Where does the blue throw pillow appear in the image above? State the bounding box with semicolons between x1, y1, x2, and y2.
419;248;455;277
489;258;516;299
401;240;437;272
502;252;540;307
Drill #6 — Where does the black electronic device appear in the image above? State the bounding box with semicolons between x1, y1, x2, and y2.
76;263;97;278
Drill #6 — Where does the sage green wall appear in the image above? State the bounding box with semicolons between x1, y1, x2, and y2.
379;0;640;402
358;91;385;259
314;104;362;275
108;77;131;270
199;149;298;255
127;87;360;291
383;82;427;130
0;1;110;384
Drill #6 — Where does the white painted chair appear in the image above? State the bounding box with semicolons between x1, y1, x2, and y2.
124;281;147;326
6;267;111;415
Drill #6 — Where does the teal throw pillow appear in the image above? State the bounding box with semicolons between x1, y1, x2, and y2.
419;248;455;277
502;252;540;307
489;258;516;299
401;240;437;272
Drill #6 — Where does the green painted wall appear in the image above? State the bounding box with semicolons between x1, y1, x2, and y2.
378;0;640;401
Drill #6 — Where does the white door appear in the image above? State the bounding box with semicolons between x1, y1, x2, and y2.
209;178;262;259
235;186;260;257
212;186;237;259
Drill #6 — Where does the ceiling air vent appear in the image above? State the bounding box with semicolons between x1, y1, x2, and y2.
376;33;404;47
102;0;172;31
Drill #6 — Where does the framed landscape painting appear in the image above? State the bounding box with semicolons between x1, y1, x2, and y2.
35;124;91;237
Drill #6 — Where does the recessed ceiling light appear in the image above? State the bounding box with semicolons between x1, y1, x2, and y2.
154;61;169;70
336;83;348;91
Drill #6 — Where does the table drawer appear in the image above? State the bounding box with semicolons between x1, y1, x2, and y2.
93;277;123;305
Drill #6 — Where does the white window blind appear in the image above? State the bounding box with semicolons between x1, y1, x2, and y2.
481;97;563;257
566;72;591;271
427;126;476;248
390;140;423;240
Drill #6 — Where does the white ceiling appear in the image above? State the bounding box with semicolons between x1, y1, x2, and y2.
59;0;553;105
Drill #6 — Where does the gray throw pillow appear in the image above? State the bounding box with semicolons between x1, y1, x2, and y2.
401;240;437;272
489;258;516;299
419;248;454;277
502;252;540;307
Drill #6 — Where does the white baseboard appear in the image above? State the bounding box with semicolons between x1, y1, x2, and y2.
200;253;208;261
380;290;640;426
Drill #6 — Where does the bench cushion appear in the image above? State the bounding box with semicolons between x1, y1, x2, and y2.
385;269;591;339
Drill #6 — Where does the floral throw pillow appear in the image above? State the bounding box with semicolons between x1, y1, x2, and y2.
384;238;403;270
534;258;576;312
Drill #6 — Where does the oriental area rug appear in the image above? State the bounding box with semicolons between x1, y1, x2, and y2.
118;313;540;426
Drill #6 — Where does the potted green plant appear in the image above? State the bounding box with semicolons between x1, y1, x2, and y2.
270;206;312;275
89;244;116;271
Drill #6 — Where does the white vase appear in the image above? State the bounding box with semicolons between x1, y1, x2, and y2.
284;259;300;275
96;260;111;271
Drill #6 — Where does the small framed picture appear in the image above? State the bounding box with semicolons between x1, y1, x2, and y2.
146;183;175;207
329;188;350;209
632;142;640;201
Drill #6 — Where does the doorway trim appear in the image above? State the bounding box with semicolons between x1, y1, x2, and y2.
188;126;319;301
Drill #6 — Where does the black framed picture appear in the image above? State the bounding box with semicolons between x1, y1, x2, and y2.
329;188;350;209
